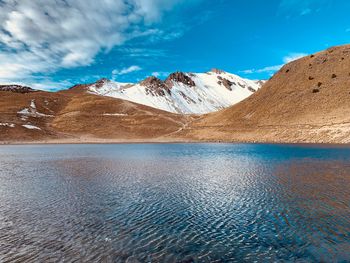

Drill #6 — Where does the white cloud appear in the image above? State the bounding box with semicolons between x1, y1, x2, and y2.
30;79;74;92
152;71;170;78
279;0;329;16
112;65;142;76
283;53;307;63
118;48;169;58
241;65;283;75
241;52;307;75
300;8;312;15
257;65;283;73
0;0;191;89
240;69;254;74
0;77;74;92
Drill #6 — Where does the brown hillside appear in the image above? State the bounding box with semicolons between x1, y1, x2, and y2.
0;87;192;143
185;44;350;143
52;90;192;141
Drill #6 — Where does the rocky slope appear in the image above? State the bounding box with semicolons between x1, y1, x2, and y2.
88;69;262;114
184;44;350;143
0;84;36;93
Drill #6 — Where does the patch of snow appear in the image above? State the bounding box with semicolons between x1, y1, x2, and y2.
30;100;36;109
0;123;15;128
17;105;54;118
22;124;41;130
103;113;128;116
88;71;262;114
35;112;54;118
17;108;31;115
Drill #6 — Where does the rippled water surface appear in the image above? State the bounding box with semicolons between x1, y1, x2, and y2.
0;144;350;262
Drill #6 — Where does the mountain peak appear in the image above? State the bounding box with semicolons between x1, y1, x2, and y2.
165;72;195;87
0;84;36;93
140;76;163;86
95;78;110;88
210;68;226;74
88;69;262;114
140;76;170;96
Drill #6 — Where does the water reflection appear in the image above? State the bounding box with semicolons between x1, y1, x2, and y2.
0;144;349;262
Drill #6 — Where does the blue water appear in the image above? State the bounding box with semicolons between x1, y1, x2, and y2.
0;144;349;262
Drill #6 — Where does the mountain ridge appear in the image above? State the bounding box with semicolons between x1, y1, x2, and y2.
88;69;262;114
0;86;194;143
182;44;350;143
0;85;36;94
1;44;350;144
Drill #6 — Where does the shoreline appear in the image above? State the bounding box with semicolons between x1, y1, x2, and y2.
1;138;350;147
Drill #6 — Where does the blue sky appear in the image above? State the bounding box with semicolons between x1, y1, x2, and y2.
0;0;349;90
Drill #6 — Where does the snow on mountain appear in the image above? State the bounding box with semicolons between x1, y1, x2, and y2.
88;69;263;114
0;84;36;93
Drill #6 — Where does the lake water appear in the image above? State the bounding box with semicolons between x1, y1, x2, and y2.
0;144;349;262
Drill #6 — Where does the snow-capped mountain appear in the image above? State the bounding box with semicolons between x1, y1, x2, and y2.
88;69;263;114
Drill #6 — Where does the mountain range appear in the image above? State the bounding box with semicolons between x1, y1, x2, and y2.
88;69;262;114
0;44;349;144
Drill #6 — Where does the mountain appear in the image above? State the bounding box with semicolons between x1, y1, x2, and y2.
0;85;193;143
184;44;350;143
2;44;349;144
88;69;262;114
0;68;261;143
0;84;36;93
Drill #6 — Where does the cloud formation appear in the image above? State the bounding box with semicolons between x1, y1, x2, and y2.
112;65;142;76
283;53;308;63
0;0;188;87
241;52;307;75
279;0;329;16
152;71;170;78
241;65;282;75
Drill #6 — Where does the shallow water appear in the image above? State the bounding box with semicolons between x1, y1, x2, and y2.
0;143;349;262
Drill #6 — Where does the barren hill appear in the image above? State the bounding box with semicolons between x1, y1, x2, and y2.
0;86;193;143
184;44;350;143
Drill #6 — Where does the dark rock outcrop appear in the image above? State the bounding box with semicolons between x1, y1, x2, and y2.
217;76;234;91
140;76;171;96
248;86;256;93
211;68;225;74
222;79;234;91
95;78;110;88
255;80;266;86
165;72;195;87
0;85;36;93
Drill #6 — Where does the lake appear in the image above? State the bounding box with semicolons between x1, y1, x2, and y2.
0;144;349;262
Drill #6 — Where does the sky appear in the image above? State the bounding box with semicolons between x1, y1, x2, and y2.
0;0;349;90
